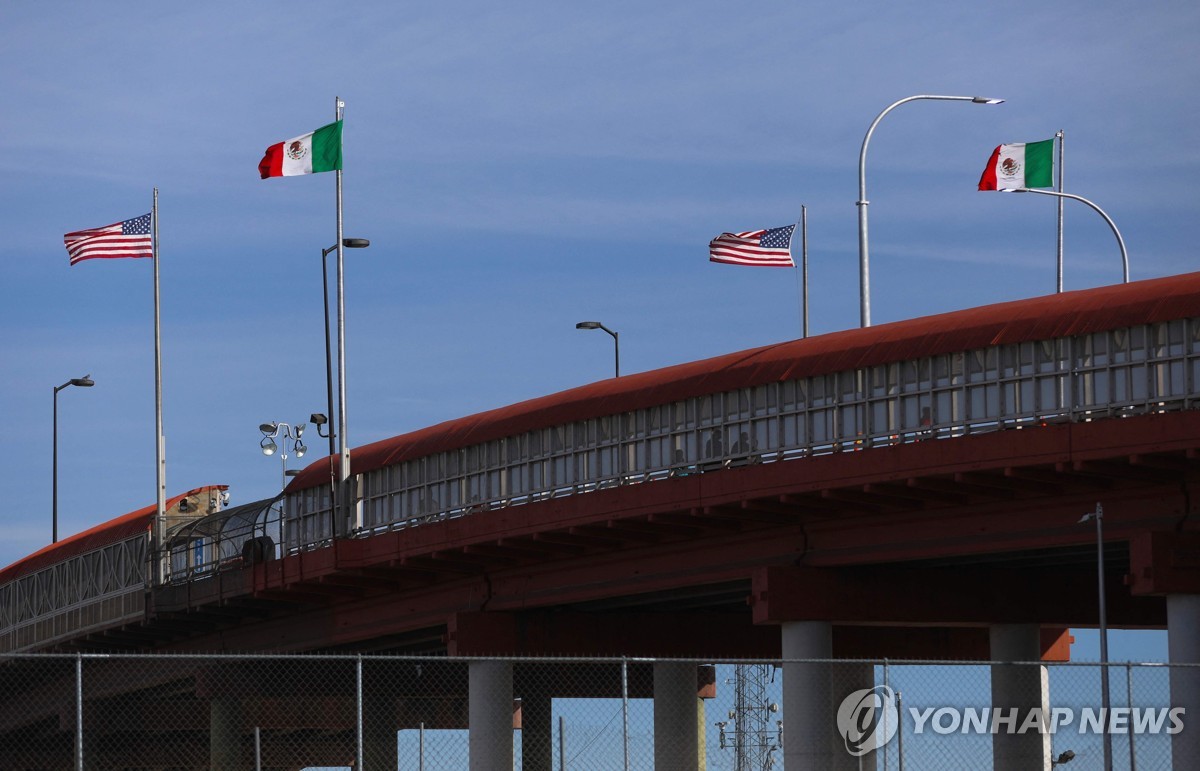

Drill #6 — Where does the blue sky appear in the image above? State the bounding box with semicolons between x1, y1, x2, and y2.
2;1;1196;660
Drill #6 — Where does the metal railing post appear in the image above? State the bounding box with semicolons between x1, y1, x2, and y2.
419;721;425;771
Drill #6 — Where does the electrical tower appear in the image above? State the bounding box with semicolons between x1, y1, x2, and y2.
716;664;782;769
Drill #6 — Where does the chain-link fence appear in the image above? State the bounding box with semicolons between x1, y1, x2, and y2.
0;653;1192;770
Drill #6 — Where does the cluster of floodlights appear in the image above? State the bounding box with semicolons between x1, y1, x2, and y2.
259;421;306;458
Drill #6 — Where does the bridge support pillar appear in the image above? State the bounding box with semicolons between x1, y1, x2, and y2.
832;662;878;771
781;620;834;770
469;659;513;771
989;624;1050;771
519;689;553;771
209;696;246;769
1168;594;1200;770
654;661;700;770
363;684;397;771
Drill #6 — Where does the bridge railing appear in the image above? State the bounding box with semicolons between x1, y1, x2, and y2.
160;497;284;585
277;317;1198;552
0;537;147;654
0;652;1185;769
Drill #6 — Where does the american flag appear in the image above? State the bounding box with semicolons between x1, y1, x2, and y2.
64;213;153;266
708;224;795;267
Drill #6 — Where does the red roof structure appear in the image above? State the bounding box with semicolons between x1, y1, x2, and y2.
286;272;1200;492
0;485;228;583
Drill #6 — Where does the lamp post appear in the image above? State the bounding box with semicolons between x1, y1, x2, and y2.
1001;188;1129;284
576;321;619;377
320;238;370;460
321;237;368;534
259;421;308;490
53;374;94;543
857;94;1004;327
1080;503;1113;771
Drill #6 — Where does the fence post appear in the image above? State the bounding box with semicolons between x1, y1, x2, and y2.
75;653;83;771
621;657;630;771
1126;663;1136;771
883;659;890;771
559;714;566;771
356;654;364;771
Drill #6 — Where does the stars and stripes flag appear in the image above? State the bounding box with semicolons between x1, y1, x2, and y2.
708;224;796;267
63;213;153;266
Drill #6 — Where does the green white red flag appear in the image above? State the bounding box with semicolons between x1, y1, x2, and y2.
259;121;343;178
978;139;1054;190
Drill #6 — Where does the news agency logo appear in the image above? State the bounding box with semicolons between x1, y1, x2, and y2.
835;687;1186;757
836;685;899;756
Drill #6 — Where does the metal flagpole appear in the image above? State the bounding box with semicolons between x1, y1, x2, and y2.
1056;130;1064;293
334;97;349;536
802;206;809;338
793;206;808;338
152;188;166;583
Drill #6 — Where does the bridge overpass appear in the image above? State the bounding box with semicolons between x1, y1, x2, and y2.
3;272;1200;769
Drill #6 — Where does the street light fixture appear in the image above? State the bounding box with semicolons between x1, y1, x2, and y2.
259;421;307;489
1080;503;1113;771
1000;189;1129;284
321;238;369;532
320;238;370;458
576;321;620;378
53;374;94;543
857;94;1004;327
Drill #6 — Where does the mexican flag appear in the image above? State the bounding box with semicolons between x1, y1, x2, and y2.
978;139;1053;190
259;120;343;178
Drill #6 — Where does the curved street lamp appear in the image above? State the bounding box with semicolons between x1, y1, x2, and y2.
576;321;620;377
1001;188;1129;284
53;375;94;543
857;94;1004;327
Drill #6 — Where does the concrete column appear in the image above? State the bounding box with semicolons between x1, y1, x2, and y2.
830;662;878;771
363;685;397;771
989;624;1050;771
209;697;245;770
782;621;833;771
654;661;700;771
519;691;553;771
1168;594;1200;770
468;660;513;771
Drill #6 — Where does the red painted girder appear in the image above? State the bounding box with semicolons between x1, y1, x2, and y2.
751;566;1165;628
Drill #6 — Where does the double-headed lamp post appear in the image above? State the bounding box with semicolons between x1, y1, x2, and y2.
259;421;307;490
53;374;94;543
576;321;619;378
857;94;1004;327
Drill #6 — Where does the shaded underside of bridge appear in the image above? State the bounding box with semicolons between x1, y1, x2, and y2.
69;410;1200;658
